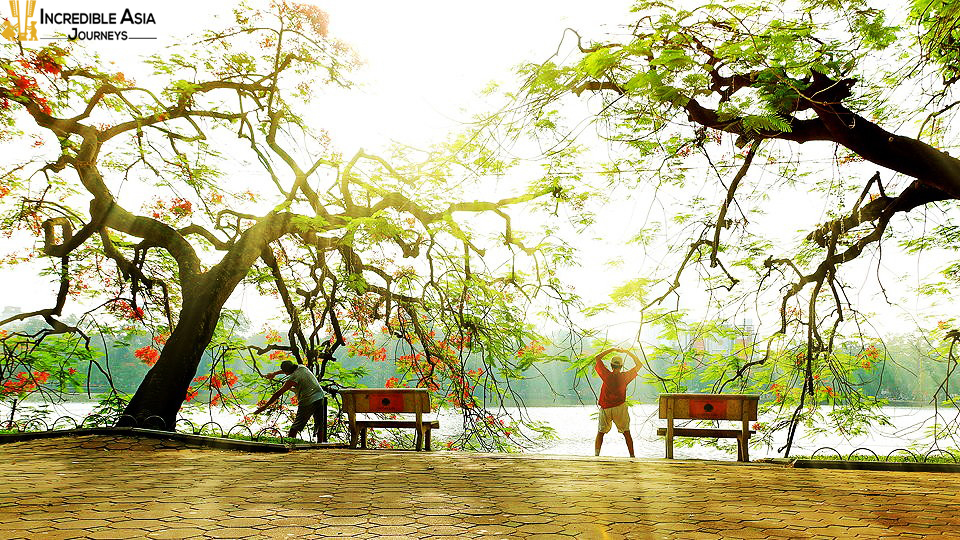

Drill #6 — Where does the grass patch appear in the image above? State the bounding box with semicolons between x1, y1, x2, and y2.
794;451;959;464
213;432;316;445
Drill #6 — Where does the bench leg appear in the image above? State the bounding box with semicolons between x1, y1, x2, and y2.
360;427;367;449
415;429;423;451
735;435;750;462
741;419;750;462
348;412;358;449
425;428;432;451
665;417;674;459
349;428;358;449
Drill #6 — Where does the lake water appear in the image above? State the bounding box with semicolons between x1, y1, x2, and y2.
3;400;957;460
520;404;959;460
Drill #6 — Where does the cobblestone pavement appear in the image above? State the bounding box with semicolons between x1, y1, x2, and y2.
2;435;959;539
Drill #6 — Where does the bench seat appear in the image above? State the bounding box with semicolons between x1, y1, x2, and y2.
655;428;756;438
357;419;441;451
340;388;438;451
659;394;760;462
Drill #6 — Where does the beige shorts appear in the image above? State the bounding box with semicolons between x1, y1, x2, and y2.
598;403;631;434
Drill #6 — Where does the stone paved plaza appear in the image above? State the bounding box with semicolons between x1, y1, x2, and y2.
2;435;959;539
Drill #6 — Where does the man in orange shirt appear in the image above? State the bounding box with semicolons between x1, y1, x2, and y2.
594;347;640;457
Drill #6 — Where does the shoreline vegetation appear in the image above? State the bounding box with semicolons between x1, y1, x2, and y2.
11;393;936;408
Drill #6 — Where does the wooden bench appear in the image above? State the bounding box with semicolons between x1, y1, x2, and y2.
339;388;439;451
657;393;759;462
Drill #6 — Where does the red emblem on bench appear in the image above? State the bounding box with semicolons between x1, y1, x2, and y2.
367;393;405;413
689;398;727;419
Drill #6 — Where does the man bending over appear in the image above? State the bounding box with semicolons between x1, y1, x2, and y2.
253;360;325;440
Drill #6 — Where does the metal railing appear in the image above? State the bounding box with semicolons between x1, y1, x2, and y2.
808;446;958;463
2;397;338;446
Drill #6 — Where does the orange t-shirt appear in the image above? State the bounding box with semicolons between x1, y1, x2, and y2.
595;357;638;409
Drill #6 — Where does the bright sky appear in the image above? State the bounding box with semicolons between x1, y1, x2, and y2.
2;0;635;321
131;0;631;149
5;0;953;341
313;0;634;149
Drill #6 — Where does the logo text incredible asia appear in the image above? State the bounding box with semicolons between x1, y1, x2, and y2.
3;1;157;42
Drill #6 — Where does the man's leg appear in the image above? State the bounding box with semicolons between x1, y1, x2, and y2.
596;407;612;456
288;403;310;439
310;399;326;441
623;430;635;458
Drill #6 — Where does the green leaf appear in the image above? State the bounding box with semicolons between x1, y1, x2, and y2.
649;49;695;70
581;48;620;78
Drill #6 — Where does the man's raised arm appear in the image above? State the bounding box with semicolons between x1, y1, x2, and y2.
594;347;619;372
622;349;641;372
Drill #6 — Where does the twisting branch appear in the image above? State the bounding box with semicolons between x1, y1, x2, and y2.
710;140;759;267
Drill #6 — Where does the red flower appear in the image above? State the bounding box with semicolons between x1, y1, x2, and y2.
265;329;282;344
134;346;160;366
169;198;192;216
110;300;144;321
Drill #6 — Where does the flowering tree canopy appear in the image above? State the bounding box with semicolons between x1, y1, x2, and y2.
0;3;576;442
511;0;960;453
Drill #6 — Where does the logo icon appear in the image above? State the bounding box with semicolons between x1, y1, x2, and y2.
2;0;38;42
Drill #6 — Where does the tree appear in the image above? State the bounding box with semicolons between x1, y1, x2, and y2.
513;0;960;453
0;2;575;444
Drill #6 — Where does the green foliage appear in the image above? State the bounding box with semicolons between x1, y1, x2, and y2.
740;114;792;134
1;332;92;427
581;47;622;78
911;0;960;81
500;0;960;457
609;277;654;307
0;1;588;454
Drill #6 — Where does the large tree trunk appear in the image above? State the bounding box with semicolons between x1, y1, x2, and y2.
116;213;292;429
117;290;226;429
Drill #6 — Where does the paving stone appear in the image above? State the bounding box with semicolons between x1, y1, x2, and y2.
466;525;518;535
86;529;154;539
263;525;325;536
415;516;464;526
146;530;208;539
365;524;421;536
417;525;467;535
206;527;265;538
321;516;367;526
2;434;960;539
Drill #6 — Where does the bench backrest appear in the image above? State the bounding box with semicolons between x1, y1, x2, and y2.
340;388;431;415
659;393;758;421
